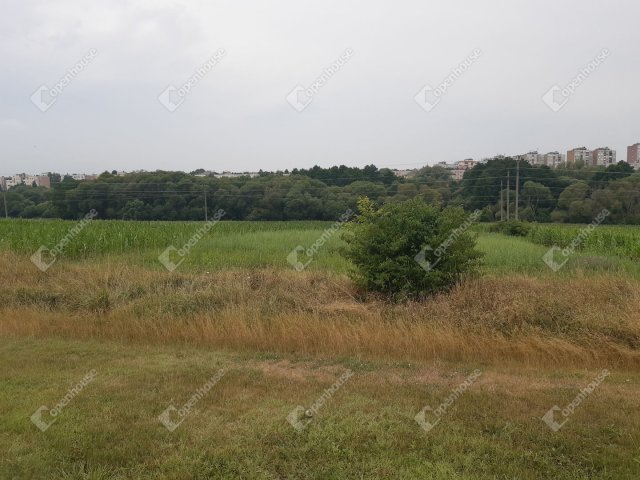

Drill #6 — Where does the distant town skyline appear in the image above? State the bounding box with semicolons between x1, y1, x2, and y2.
2;141;637;179
4;141;639;193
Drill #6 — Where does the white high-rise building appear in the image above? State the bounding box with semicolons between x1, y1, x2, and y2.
515;151;544;165
25;174;39;186
591;147;616;167
543;152;565;168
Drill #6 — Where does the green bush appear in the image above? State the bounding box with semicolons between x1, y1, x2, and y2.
490;221;532;237
341;198;483;299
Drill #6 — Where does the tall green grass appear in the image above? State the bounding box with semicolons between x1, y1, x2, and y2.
3;219;640;276
0;219;347;272
479;222;640;260
476;233;640;277
526;223;640;259
0;219;330;254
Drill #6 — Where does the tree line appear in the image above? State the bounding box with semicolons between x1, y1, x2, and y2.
2;159;639;223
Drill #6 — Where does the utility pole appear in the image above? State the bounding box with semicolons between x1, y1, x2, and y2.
2;191;7;219
515;159;520;221
204;188;208;222
500;180;503;222
506;170;510;221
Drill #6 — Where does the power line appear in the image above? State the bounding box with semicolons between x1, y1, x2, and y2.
27;189;640;202
515;160;520;221
204;188;208;222
500;180;503;222
506;170;510;220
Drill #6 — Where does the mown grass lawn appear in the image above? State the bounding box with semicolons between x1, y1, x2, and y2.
2;337;639;479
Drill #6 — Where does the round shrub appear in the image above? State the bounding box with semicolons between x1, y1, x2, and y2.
341;198;483;299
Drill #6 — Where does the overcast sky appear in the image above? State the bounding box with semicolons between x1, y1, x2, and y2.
1;0;639;177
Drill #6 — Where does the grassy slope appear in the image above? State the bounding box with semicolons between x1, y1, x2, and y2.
2;337;639;480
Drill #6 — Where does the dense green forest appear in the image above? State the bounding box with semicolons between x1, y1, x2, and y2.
2;158;639;223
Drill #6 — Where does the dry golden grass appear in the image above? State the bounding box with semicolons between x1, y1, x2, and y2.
1;251;639;368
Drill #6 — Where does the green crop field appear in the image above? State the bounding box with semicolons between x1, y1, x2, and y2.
522;223;640;259
0;219;346;272
2;218;640;276
478;222;640;259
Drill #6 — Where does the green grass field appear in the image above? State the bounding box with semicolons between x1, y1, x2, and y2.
2;219;640;479
2;337;639;480
478;222;640;260
0;220;640;278
0;219;348;272
2;219;640;276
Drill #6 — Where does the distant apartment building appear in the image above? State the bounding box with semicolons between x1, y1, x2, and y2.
2;173;26;189
591;147;616;167
543;151;565;168
393;169;417;177
36;175;51;188
518;151;544;165
213;171;260;178
25;174;47;186
435;161;457;170
567;147;592;166
627;143;640;169
433;160;474;180
67;173;98;181
515;151;567;166
453;159;476;180
1;173;51;189
12;173;25;186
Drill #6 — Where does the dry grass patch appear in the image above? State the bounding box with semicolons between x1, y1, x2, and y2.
1;251;639;368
